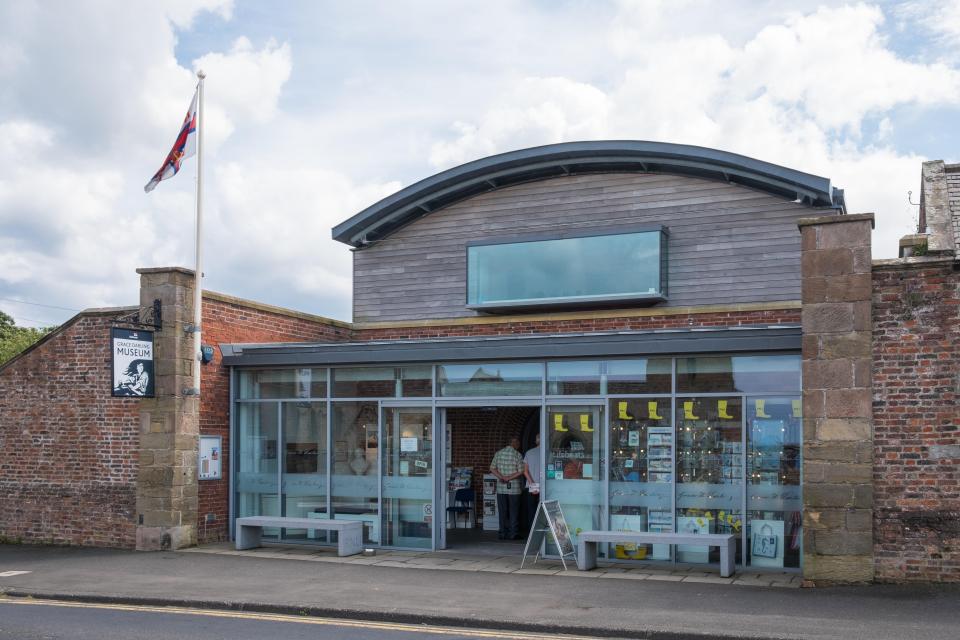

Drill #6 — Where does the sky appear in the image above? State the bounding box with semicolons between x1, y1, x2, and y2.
1;0;958;327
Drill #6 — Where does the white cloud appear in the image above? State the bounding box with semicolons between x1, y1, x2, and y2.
192;37;292;147
732;4;960;131
0;0;957;328
426;2;960;259
895;0;960;55
206;157;399;317
429;77;612;169
164;0;235;29
0;1;307;324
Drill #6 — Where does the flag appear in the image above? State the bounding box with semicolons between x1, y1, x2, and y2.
144;87;198;193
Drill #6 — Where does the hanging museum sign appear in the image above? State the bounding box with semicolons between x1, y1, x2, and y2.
111;327;155;397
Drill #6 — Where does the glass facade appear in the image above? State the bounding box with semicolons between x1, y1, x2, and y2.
233;354;801;568
609;397;673;561
676;396;744;564
331;401;379;543
466;229;667;308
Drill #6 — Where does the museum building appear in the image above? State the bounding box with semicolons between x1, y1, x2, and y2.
1;142;957;584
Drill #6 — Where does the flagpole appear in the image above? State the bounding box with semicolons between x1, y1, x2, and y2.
191;70;205;396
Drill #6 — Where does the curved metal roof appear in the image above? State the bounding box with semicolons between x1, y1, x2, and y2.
332;140;846;247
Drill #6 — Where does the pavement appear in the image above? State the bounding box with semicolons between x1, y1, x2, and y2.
1;543;959;640
182;541;801;588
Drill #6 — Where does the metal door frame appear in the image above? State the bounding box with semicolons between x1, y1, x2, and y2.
380;400;436;550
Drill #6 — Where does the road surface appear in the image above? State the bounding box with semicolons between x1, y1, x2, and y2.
0;597;614;640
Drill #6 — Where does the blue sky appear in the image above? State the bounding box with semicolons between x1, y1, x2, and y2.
1;0;958;328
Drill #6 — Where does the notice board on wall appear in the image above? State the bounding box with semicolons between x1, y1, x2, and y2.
199;435;222;480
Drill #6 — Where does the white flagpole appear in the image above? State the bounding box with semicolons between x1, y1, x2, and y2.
191;70;205;396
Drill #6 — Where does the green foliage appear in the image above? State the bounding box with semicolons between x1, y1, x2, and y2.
0;310;57;366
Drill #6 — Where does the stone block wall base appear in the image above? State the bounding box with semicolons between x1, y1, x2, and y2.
135;524;196;551
803;554;875;584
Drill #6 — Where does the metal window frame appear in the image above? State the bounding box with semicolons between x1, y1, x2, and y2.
465;226;668;311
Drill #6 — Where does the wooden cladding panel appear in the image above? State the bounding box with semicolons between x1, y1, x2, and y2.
353;172;826;321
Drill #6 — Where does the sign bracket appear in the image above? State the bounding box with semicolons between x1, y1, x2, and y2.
114;298;162;331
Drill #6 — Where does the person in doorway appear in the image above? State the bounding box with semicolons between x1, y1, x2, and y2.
490;436;524;540
522;432;541;535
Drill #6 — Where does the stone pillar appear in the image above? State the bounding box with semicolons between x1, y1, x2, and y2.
798;213;875;583
920;160;956;254
135;267;199;550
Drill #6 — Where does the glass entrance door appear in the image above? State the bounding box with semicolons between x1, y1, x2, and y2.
544;404;605;554
381;406;434;548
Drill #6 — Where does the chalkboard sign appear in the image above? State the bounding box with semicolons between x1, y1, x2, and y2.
521;499;577;569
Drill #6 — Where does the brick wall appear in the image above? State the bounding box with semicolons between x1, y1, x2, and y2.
0;310;140;547
872;258;960;582
197;292;351;542
355;307;799;341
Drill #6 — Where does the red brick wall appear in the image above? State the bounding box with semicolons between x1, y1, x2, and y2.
355;308;799;341
197;295;351;542
872;260;960;582
0;312;140;547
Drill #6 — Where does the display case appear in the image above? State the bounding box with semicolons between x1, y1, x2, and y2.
747;397;803;569
675;397;743;564
608;399;672;561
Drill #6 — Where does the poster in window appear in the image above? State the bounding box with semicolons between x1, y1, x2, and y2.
111;328;155;397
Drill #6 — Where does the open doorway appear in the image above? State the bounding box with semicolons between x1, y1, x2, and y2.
441;406;540;555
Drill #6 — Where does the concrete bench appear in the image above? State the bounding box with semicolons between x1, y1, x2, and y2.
235;516;363;557
577;531;737;577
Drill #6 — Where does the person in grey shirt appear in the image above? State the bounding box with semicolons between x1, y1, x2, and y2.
523;432;541;534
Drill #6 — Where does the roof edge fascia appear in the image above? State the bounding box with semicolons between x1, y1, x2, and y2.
332;140;846;247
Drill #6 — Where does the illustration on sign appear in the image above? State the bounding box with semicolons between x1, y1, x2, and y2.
111;328;155;397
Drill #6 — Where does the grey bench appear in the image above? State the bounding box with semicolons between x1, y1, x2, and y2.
577;531;737;577
235;516;363;557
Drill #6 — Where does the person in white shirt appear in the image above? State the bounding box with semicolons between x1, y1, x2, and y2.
522;432;541;535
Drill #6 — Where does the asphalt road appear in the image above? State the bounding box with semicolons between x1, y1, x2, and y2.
0;598;607;640
2;546;959;640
